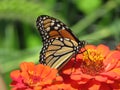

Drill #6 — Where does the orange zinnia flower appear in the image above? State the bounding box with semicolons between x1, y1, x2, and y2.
60;44;120;90
10;62;75;90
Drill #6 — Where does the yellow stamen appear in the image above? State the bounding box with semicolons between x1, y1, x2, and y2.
81;49;104;75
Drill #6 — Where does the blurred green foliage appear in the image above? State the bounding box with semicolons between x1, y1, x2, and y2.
0;0;120;89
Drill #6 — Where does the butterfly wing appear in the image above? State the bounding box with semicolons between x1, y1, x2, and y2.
36;15;85;70
36;15;79;44
40;37;79;70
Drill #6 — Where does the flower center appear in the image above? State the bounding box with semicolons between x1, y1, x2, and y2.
27;71;41;87
81;49;104;75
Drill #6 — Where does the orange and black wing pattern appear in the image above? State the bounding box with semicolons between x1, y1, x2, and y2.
36;15;85;70
36;15;79;43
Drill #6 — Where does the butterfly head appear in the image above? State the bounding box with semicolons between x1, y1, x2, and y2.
78;40;86;47
77;40;86;53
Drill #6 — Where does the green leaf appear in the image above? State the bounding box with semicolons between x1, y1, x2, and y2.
74;0;102;14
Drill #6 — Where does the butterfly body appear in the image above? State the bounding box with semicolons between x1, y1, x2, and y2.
36;15;85;70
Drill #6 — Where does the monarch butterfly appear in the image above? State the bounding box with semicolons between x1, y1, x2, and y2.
36;15;85;70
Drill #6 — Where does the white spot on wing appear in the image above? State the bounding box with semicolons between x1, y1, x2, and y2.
51;22;54;26
54;26;59;30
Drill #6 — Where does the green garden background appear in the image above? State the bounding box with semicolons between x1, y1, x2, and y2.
0;0;120;89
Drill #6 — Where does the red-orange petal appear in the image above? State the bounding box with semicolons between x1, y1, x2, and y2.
40;66;57;80
20;62;34;72
10;70;20;79
43;83;76;90
95;75;107;82
85;45;96;50
87;80;101;90
96;44;110;57
104;51;120;71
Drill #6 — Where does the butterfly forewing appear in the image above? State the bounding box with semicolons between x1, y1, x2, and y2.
36;15;79;43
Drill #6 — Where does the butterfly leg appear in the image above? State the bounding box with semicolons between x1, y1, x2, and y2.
69;52;78;74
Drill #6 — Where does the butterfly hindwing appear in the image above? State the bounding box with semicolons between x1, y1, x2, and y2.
40;37;79;70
